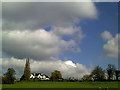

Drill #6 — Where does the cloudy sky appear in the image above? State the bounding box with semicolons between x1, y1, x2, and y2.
1;2;119;79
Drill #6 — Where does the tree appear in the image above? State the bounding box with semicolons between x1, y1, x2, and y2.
106;64;116;80
91;66;105;81
20;58;31;81
51;70;62;81
115;70;120;81
2;68;16;84
0;76;2;84
82;74;92;81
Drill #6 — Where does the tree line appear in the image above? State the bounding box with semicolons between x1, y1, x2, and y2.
2;58;63;84
82;64;120;81
1;58;120;84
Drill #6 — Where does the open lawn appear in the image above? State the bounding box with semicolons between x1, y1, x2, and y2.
2;81;119;88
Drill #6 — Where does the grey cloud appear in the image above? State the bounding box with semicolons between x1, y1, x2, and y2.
2;2;97;61
2;29;60;60
2;29;82;60
52;26;85;40
2;2;97;30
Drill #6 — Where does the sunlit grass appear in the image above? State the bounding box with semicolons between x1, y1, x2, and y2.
2;81;118;88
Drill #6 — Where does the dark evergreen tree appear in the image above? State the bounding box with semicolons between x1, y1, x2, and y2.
20;58;31;81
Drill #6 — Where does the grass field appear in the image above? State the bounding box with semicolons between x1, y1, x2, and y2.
2;81;119;88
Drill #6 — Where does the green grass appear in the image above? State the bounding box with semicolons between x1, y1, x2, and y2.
2;81;118;88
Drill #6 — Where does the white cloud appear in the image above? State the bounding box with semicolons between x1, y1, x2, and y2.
65;60;77;67
2;2;97;60
52;26;85;40
2;2;97;30
1;57;90;79
2;29;60;60
2;2;97;78
102;31;119;58
52;26;79;36
2;28;82;60
101;31;113;40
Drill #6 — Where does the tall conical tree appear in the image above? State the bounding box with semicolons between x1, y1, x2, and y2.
20;58;31;81
24;58;31;80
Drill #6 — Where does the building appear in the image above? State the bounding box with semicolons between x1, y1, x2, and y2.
30;73;50;80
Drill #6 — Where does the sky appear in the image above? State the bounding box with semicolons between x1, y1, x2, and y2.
1;2;119;79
